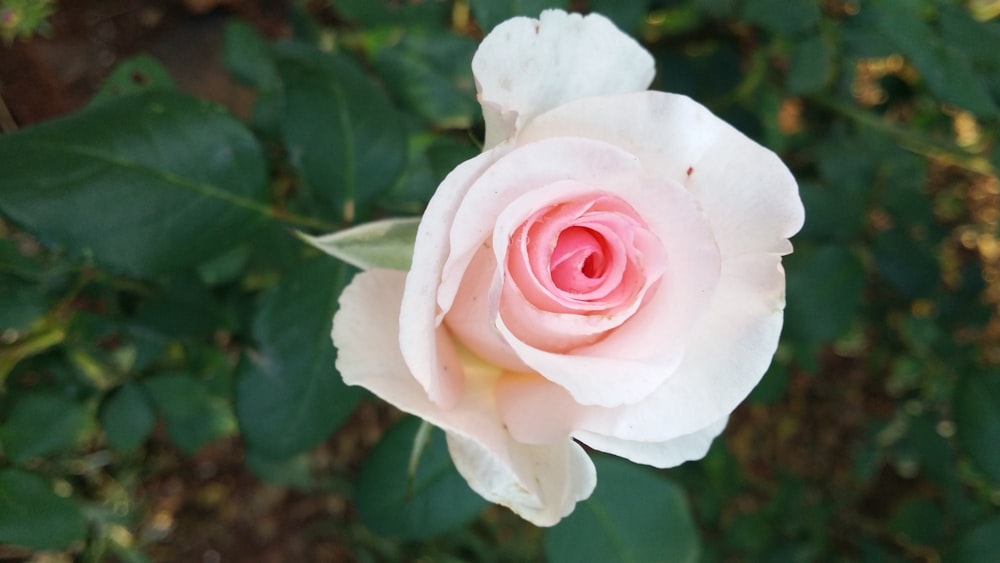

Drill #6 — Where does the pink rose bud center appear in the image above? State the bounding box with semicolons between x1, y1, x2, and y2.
508;192;666;320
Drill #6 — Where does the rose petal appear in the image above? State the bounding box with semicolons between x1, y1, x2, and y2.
446;245;530;372
542;252;791;442
332;268;594;525
572;417;728;468
473;10;655;148
437;138;647;326
487;172;720;407
399;150;505;407
447;431;596;527
519;91;805;260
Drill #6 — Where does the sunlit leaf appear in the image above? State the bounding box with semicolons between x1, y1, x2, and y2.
298;218;419;271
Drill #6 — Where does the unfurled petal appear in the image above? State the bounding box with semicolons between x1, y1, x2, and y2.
473;10;655;148
333;268;594;524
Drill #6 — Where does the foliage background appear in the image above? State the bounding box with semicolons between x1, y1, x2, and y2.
1;0;999;561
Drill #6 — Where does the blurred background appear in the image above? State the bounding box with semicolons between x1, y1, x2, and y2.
0;0;998;561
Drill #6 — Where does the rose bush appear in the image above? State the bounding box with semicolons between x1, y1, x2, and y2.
331;10;804;525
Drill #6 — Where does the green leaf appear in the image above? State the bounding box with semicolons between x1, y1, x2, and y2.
144;372;237;454
787;34;834;95
100;382;156;451
236;258;363;459
274;42;407;222
0;90;270;277
0;469;85;550
870;4;998;117
741;0;820;35
298;218;420;271
222;20;278;88
588;0;650;35
783;245;865;348
0;392;91;463
889;498;945;548
950;517;1000;563
544;456;699;563
354;416;488;540
954;372;1000;484
329;0;452;28
873;229;940;299
245;450;315;489
89;54;176;105
0;276;47;331
132;274;226;340
468;0;569;32
370;31;480;129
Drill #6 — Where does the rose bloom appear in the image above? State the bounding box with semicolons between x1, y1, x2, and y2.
332;10;804;525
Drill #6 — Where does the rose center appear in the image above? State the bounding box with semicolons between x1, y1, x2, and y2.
550;226;610;292
505;191;665;316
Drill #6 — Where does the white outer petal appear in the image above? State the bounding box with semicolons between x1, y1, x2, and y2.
573;416;728;468
398;149;505;407
473;10;655;148
332;269;595;525
447;432;596;527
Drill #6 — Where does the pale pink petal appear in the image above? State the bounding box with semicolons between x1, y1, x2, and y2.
447;431;596;527
519;91;805;260
445;246;530;372
473;10;655;148
572;417;728;468
437;138;646;324
563;252;790;441
399;150;505;408
486;171;720;408
332;269;593;524
495;372;583;444
488;91;800;428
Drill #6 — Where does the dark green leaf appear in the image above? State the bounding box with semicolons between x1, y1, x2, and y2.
89;54;176;105
144;372;237;454
871;4;998;117
741;0;820;35
329;0;452;28
0;469;85;550
889;498;945;547
787;35;834;95
132;274;225;340
949;516;1000;563
468;0;569;33
0;90;270;277
0;392;91;463
588;0;650;35
236;258;363;459
222;20;278;88
100;382;156;451
245;449;315;490
544;456;700;563
954;372;1000;484
0;277;47;331
371;31;479;129
873;229;939;299
783;245;866;347
275;42;407;222
354;416;488;539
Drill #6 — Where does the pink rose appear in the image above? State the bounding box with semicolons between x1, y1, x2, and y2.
332;10;804;525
